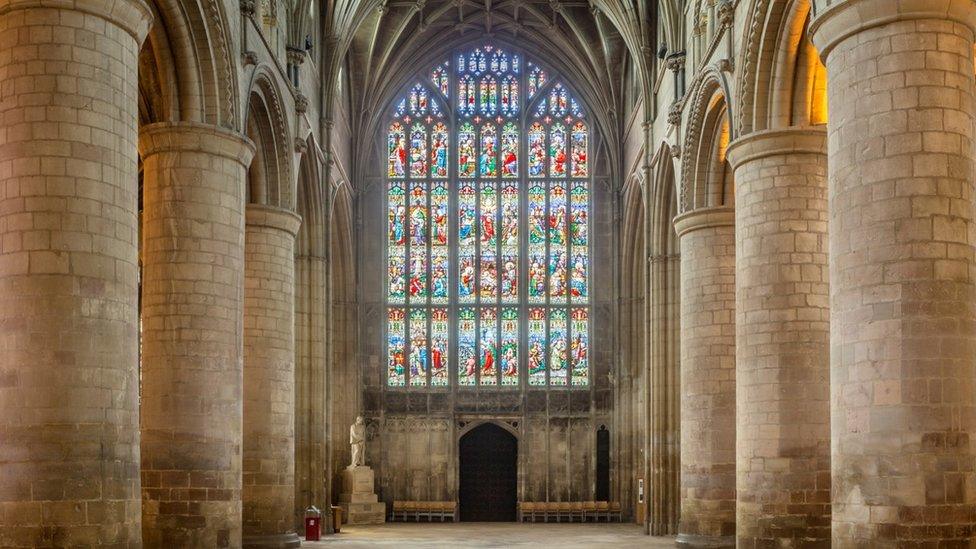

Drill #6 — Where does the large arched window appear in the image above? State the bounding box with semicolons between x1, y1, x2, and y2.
386;44;590;389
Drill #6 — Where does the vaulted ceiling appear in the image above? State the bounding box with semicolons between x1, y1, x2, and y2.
323;0;656;179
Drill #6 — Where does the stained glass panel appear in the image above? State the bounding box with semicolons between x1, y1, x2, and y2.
431;123;449;178
479;180;498;300
387;47;592;389
387;308;406;386
480;308;498;385
458;182;477;303
388;123;406;178
549;309;568;386
501;123;518;178
388;181;406;303
500;75;519;116
528;123;545;178
458;123;476;177
528;183;547;304
479;77;498;116
409;181;428;300
570;308;588;386
409;309;428;386
409;123;428;178
431;308;449;386
479;124;497;177
501;308;519;385
527;308;547;386
458;307;477;386
549;124;566;177
571;122;588;177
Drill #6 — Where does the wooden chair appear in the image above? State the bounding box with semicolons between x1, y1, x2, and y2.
582;501;597;522
609;501;622;522
595;501;610;522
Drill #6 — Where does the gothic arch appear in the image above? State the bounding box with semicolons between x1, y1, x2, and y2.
681;72;734;213
138;0;240;127
245;68;294;209
736;0;827;134
458;419;521;440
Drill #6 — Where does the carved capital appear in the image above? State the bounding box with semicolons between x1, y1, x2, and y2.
286;46;306;66
665;51;686;72
294;137;308;154
718;57;734;73
294;92;309;114
243;50;259;66
667;100;684;126
240;0;256;17
670;145;682;160
718;0;734;28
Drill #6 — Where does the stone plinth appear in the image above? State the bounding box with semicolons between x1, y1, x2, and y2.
338;466;386;525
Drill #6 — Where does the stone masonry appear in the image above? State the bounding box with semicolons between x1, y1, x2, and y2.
674;207;736;548
727;127;831;547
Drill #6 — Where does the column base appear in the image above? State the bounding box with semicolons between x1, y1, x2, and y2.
242;532;302;549
675;534;734;548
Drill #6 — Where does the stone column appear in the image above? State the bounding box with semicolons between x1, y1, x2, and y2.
674;207;736;548
726;128;830;547
811;0;976;545
0;0;150;546
242;204;301;548
139;122;254;548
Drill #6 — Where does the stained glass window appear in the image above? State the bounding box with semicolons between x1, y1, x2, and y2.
386;45;590;388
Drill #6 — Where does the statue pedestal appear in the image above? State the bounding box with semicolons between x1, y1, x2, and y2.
338;466;385;524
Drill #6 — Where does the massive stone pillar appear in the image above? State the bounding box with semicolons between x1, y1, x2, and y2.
811;0;976;545
242;204;301;548
674;207;736;548
726;128;830;547
0;0;150;546
139;122;254;548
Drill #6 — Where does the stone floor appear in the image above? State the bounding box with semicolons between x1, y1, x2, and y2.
305;523;675;548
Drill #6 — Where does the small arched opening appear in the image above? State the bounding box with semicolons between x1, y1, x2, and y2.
459;423;518;521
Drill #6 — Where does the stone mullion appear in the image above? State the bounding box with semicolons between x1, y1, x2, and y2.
811;1;976;545
674;206;736;549
726;127;830;547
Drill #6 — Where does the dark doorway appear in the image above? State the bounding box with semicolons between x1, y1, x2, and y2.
459;422;518;521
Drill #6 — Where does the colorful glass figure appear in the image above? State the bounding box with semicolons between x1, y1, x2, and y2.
528;123;545;178
479;124;497;177
549;309;568;386
570;308;588;385
501;308;519;385
571;122;588;177
388;122;406;178
409;309;428;386
458;123;476;177
501;123;518;178
387;308;406;386
409;123;427;178
549;124;567;177
386;46;592;389
458;308;476;386
480;308;498;385
431;123;449;178
431;308;449;386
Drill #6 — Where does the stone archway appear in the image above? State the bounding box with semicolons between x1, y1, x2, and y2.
458;423;518;522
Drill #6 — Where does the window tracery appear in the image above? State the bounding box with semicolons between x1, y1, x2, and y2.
386;44;590;389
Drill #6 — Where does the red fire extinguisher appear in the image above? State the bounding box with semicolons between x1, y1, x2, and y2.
305;506;322;541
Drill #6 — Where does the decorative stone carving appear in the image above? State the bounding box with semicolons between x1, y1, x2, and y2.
243;50;259;65
665;52;686;73
718;0;734;28
294;92;308;114
667;100;684;126
240;0;256;17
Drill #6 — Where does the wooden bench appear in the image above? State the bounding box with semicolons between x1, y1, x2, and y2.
391;501;456;522
518;501;622;523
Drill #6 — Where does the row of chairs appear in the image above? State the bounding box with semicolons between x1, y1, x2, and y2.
518;501;622;522
390;501;457;522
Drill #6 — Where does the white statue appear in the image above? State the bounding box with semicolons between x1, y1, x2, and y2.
350;416;366;467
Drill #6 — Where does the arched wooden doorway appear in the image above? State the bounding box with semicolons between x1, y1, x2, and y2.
459;423;518;521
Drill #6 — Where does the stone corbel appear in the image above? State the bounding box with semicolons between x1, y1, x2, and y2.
667;100;684;126
240;0;255;17
294;92;309;114
665;51;686;73
718;57;734;74
243;50;259;65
